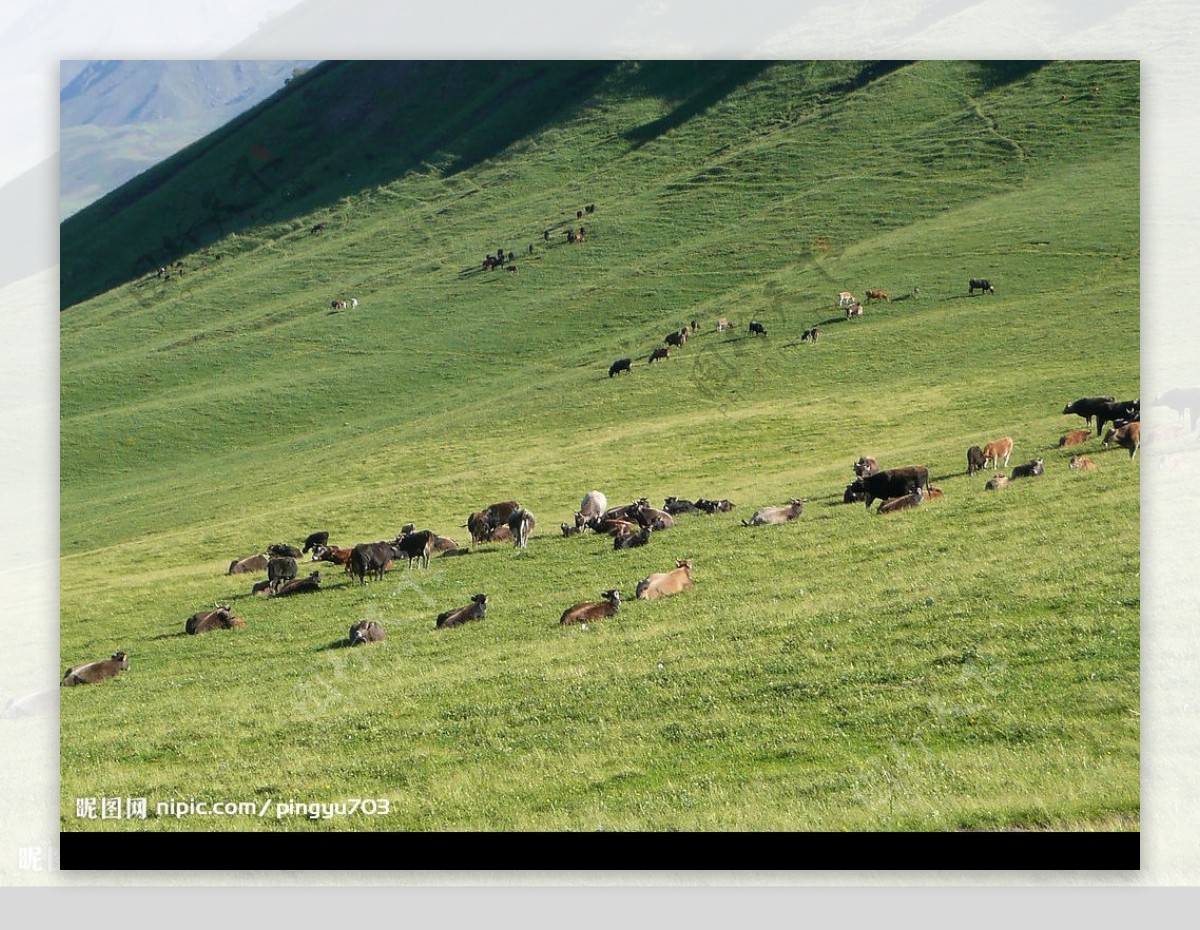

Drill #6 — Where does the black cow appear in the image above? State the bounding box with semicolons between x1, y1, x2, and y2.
968;279;995;295
966;445;987;477
843;480;867;504
694;498;735;513
350;542;394;584
663;496;699;515
393;530;435;569
613;526;652;549
749;321;767;336
1063;396;1116;430
268;543;302;559
858;466;930;509
1095;399;1140;438
267;557;298;588
302;531;329;554
437;593;489;629
270;572;322;597
609;358;632;378
1010;458;1045;479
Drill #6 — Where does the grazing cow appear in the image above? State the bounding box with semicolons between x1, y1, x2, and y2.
483;501;522;532
437;593;489;630
858;466;930;509
966;445;987;477
267;556;299;588
349;620;386;645
609;358;633;378
528;244;534;255
717;317;732;331
838;292;855;308
579;490;608;520
634;504;674;531
984;474;1010;490
665;329;688;347
394;530;435;568
1069;456;1097;471
876;488;925;515
466;511;490;547
350;542;395;584
844;481;867;504
694;498;735;513
690;320;699;333
1063;396;1116;430
270;572;322;597
1010;458;1045;479
577;210;584;219
845;301;863;319
268;543;303;559
614;526;652;550
331;300;347;311
749;321;767;336
186;605;244;634
663;496;700;515
865;289;889;302
743;499;805;526
650;346;671;363
508;508;536;550
61;653;129;687
982;437;1014;469
560;589;621;625
561;521;583;537
586;204;595;214
310;223;326;234
302;532;330;554
801;326;820;343
1103;421;1141;459
1152;387;1200;432
636;559;694;601
1096;399;1140;438
968;279;995;295
854;456;880;478
544;229;551;242
1059;429;1092;448
227;553;269;575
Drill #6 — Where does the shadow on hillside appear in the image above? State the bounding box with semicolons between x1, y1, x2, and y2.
976;61;1047;91
825;61;914;96
623;62;773;149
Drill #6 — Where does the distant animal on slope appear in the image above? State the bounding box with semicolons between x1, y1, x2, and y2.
968;279;995;295
186;606;244;634
717;317;732;331
349;620;386;645
560;589;621;625
609;358;632;378
393;530;435;568
662;496;700;515
743;499;805;525
865;289;889;302
845;301;863;319
693;498;735;514
837;291;855;308
634;504;674;531
1059;429;1092;448
749;321;767;336
650;346;670;363
61;653;129;687
437;593;489;629
1009;459;1045;479
801;326;820;343
227;553;269;575
966;445;987;477
561;521;583;537
665;328;688;347
635;560;694;601
1095;399;1140;438
1103;421;1141;459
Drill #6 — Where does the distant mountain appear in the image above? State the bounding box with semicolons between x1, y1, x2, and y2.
59;59;318;219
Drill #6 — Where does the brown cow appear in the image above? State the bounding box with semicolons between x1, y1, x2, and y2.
876;488;924;514
984;474;1010;490
436;593;489;629
186;606;244;634
982;437;1013;469
1059;429;1092;448
269;571;323;596
227;553;268;575
742;499;805;526
865;289;889;302
61;653;129;687
1069;455;1097;471
1103;421;1141;459
635;560;694;600
650;346;671;363
349;620;386;645
560;589;621;625
717;317;733;331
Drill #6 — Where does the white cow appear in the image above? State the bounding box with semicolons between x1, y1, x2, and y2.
837;291;855;308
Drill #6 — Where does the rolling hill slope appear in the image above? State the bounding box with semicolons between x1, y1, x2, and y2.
59;60;1140;833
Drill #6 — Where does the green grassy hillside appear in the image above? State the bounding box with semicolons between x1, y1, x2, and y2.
60;60;1139;832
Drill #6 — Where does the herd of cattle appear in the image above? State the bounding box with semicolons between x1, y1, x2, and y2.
60;384;1141;688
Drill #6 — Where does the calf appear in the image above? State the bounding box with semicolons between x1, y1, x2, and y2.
749;321;767;336
311;544;354;570
349;620;386;645
508;508;536;550
270;571;322;596
985;474;1010;490
982;437;1013;469
302;531;329;553
636;559;694;600
649;346;671;363
61;652;129;687
968;279;995;295
845;301;863;319
1103;421;1141;459
1069;456;1097;471
267;556;299;588
186;606;244;635
876;488;924;514
227;553;268;575
717;317;732;331
743;499;805;526
1010;458;1045;479
609;358;632;378
663;496;700;515
560;589;621;624
966;445;987;477
865;289;889;302
437;593;490;629
859;467;930;509
694;498;735;514
614;526;652;550
1059;429;1092;448
561;521;583;537
837;291;855;308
